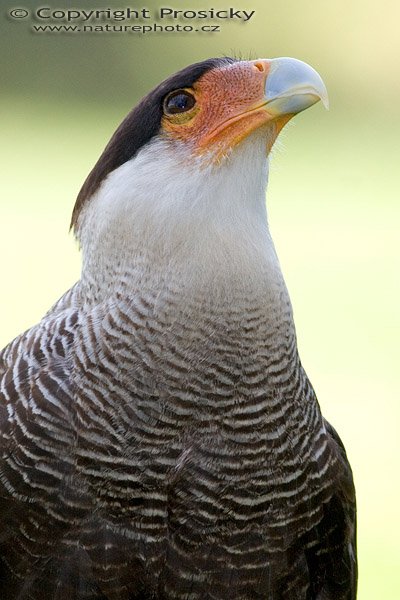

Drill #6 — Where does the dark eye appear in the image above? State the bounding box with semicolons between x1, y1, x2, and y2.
163;90;196;115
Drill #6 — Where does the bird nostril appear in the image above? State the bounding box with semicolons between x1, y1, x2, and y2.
253;62;265;73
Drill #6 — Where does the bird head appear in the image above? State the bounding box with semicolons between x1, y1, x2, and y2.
71;57;328;236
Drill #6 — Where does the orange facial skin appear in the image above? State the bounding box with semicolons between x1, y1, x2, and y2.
161;60;292;160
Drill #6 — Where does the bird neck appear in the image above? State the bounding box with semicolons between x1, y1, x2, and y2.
77;134;284;303
76;135;296;355
73;136;322;447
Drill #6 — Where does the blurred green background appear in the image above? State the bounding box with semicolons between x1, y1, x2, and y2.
1;0;399;597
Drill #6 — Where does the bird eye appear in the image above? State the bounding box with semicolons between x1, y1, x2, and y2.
163;90;196;115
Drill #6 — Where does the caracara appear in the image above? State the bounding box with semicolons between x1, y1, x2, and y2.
0;57;356;599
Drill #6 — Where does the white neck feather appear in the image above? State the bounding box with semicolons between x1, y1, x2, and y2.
77;132;288;304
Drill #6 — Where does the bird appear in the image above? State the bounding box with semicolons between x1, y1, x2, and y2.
0;56;357;599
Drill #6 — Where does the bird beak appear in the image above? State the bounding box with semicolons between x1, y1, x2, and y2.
262;57;329;116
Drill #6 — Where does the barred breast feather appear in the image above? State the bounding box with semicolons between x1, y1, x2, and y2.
0;270;356;599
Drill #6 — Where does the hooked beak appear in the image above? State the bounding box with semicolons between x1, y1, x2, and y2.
263;57;329;116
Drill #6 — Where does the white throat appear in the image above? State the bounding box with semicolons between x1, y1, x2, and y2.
77;132;287;305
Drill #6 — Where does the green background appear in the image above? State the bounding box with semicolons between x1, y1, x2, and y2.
1;1;399;597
